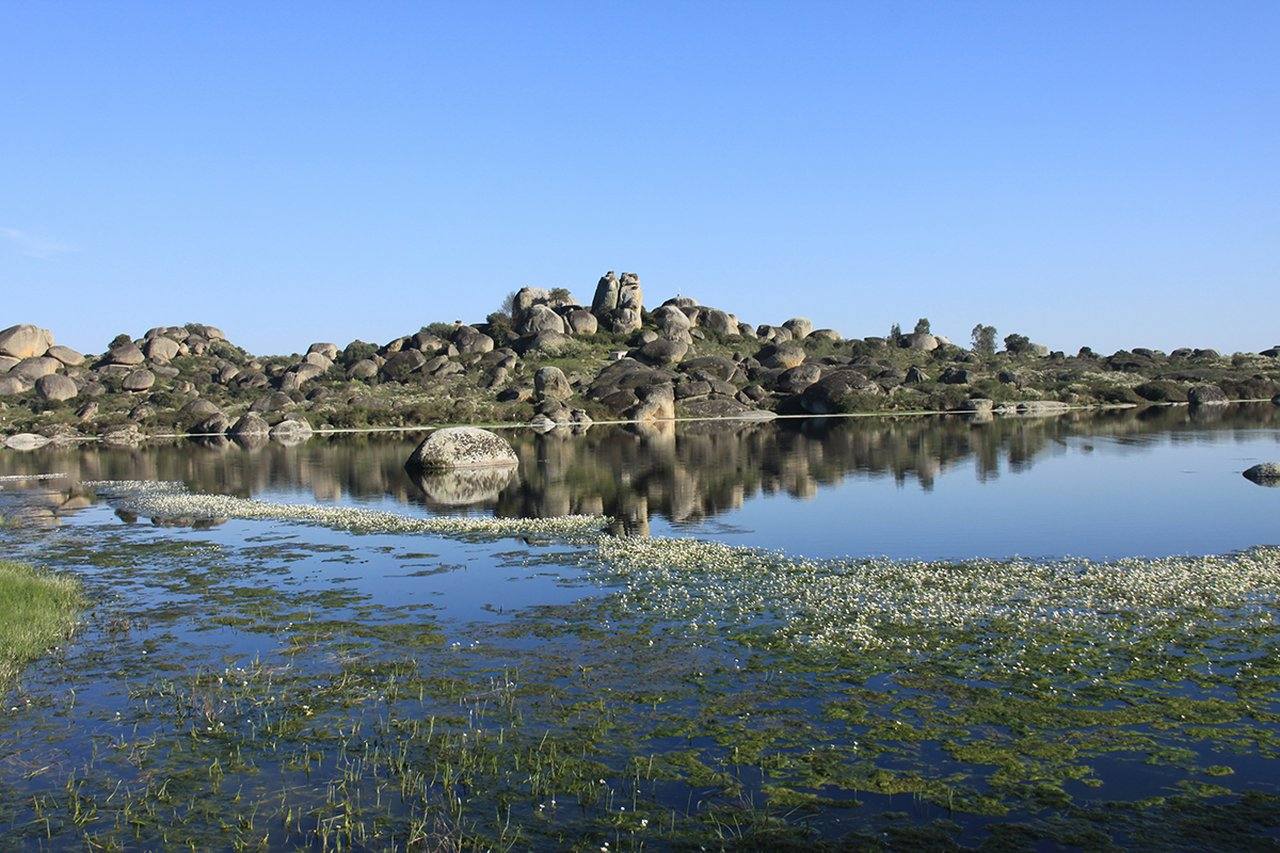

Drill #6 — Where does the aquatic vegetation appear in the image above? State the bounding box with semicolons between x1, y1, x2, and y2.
591;537;1280;657
1;475;1278;848
0;560;83;685
86;479;606;538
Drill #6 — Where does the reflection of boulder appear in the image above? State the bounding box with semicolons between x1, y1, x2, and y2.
408;465;515;507
231;431;269;451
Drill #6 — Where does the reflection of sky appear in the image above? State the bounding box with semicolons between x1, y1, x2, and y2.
665;432;1280;561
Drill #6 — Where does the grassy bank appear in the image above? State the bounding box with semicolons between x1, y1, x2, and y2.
0;560;83;686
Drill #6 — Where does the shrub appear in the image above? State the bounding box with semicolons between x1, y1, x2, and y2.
1134;380;1187;403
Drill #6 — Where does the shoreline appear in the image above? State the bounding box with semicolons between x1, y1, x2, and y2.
6;397;1276;449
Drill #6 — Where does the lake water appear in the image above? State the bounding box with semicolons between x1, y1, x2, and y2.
1;403;1278;848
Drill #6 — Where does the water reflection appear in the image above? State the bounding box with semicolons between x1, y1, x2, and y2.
2;404;1278;534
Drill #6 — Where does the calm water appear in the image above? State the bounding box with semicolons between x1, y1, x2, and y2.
4;403;1279;561
2;404;1279;848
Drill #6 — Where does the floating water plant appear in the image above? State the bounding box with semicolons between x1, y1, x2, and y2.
590;537;1280;658
85;480;606;538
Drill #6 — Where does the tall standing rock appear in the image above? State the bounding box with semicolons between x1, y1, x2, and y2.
590;273;620;317
590;271;643;334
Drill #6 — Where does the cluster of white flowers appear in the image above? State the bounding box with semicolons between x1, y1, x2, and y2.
592;537;1280;654
85;480;606;538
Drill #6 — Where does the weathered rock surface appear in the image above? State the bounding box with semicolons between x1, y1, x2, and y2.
46;345;85;367
782;318;813;340
12;357;61;381
406;427;518;470
1188;384;1229;407
122;369;156;392
519;304;566;336
591;271;643;333
0;375;31;396
799;370;881;415
270;417;314;445
1243;463;1280;484
229;412;270;438
106;342;146;366
4;432;51;451
0;325;53;359
534;366;572;401
144;336;181;363
759;342;806;370
36;374;78;402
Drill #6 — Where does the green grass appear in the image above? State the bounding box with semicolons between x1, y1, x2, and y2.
0;560;83;686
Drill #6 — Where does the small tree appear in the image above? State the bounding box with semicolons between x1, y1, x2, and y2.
500;290;519;316
889;323;902;344
1004;333;1032;355
548;287;573;305
971;324;998;356
914;317;931;336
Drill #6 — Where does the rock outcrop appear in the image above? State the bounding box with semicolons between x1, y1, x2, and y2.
0;325;54;360
590;271;643;334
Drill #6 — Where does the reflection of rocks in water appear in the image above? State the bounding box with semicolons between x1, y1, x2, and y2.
1;403;1278;531
231;432;269;451
10;505;59;528
150;515;228;529
408;465;516;507
190;435;231;452
608;499;651;538
6;485;99;525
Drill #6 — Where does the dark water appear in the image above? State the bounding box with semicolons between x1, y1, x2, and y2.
1;404;1279;848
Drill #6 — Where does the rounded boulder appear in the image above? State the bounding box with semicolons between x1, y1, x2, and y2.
406;427;518;471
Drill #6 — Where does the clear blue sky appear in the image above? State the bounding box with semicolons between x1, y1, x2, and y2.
2;1;1277;356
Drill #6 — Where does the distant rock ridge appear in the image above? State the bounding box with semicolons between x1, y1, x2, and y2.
2;275;1280;448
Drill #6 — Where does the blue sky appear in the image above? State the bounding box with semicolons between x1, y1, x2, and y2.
2;1;1277;355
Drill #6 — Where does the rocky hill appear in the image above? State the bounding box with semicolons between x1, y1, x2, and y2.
3;271;1280;447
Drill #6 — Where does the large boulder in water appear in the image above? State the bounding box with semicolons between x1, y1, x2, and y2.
0;324;53;359
406;427;518;471
1243;463;1280;485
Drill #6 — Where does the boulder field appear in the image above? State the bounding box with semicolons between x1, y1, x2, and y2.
2;274;1279;449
